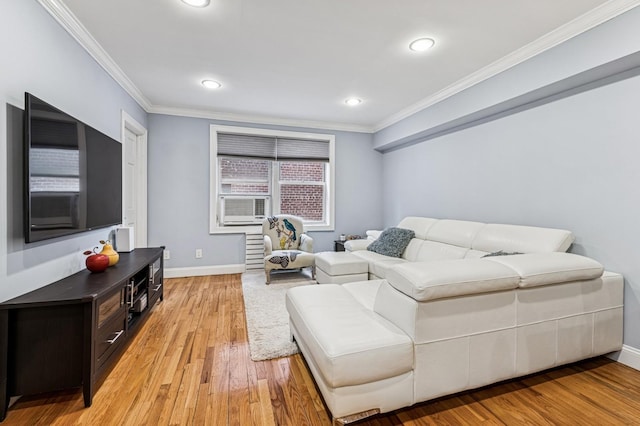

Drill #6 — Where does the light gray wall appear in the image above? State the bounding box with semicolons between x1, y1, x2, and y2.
0;0;147;302
147;114;382;269
377;9;640;349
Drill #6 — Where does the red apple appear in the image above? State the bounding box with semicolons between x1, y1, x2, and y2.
84;248;110;273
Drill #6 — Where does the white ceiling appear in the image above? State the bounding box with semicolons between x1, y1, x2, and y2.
43;0;633;132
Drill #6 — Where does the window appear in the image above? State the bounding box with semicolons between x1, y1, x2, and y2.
219;158;271;195
210;125;335;232
278;161;325;222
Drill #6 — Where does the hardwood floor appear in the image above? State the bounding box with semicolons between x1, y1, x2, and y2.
4;274;640;425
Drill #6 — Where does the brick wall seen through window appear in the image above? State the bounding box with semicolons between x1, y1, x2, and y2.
219;158;326;221
279;162;325;221
219;158;269;195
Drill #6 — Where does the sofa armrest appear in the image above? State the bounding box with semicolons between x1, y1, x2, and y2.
344;239;371;252
264;235;272;256
366;230;382;240
299;233;313;253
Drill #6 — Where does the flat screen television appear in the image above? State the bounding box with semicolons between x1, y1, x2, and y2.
24;92;122;243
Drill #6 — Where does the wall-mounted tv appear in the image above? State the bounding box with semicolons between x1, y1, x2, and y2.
24;93;122;243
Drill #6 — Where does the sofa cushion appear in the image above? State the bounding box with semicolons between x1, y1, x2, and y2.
286;284;413;388
369;258;407;279
386;259;520;302
464;249;490;259
352;250;407;278
482;250;522;257
413;240;468;262
485;252;604;288
367;227;415;258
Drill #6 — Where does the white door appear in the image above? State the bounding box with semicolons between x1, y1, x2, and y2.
121;111;148;249
124;127;137;231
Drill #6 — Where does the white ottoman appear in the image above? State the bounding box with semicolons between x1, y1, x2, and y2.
315;251;369;284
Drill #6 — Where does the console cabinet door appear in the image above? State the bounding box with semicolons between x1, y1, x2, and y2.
148;257;163;306
95;286;126;371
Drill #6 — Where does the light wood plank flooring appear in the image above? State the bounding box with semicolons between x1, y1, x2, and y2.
4;274;640;425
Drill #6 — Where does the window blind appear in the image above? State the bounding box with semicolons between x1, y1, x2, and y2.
217;133;330;162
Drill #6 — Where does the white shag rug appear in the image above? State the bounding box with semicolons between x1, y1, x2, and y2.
241;269;316;361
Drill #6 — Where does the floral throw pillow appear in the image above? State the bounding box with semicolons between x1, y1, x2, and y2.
367;227;415;258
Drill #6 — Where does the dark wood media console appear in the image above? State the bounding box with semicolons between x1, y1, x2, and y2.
0;247;164;422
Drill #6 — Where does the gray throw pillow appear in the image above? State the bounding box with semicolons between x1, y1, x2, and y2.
367;227;415;258
482;250;523;257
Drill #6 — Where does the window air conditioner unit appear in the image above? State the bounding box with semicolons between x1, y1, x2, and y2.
220;196;270;225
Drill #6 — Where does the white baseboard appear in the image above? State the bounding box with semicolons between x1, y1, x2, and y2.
164;264;245;278
608;345;640;371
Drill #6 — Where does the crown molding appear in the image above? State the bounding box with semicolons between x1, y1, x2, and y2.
373;0;640;132
37;0;372;133
38;0;640;135
38;0;373;133
38;0;152;111
149;105;373;133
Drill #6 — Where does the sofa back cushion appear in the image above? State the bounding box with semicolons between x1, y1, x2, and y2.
426;219;485;248
472;223;574;254
396;217;438;240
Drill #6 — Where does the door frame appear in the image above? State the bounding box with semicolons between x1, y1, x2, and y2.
121;110;148;248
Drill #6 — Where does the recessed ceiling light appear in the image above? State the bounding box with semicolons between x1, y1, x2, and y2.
202;80;221;89
345;98;362;106
182;0;210;7
409;38;435;52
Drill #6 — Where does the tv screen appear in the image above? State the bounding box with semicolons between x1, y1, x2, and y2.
24;93;122;243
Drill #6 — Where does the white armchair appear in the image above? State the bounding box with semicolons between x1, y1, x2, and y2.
262;215;315;283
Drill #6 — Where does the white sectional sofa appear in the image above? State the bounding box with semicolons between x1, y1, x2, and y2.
286;217;623;424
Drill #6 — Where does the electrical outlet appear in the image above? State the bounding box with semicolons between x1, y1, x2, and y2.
163;250;170;260
195;249;203;259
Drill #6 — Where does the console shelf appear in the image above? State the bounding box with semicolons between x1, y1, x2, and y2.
0;247;164;422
